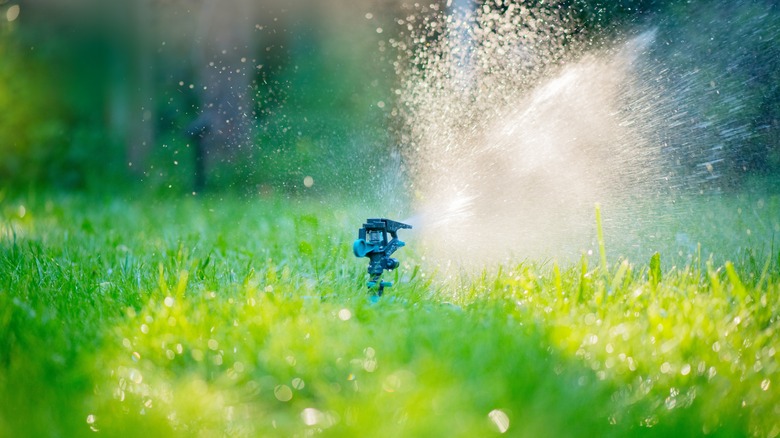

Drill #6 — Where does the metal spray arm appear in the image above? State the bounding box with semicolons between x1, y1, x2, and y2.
353;218;412;296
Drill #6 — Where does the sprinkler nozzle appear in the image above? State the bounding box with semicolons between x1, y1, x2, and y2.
353;218;412;297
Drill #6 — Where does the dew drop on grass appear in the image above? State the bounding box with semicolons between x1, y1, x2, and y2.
301;407;323;426
382;374;401;393
86;414;98;432
488;409;510;433
292;377;305;390
338;308;352;321
128;369;143;384
363;358;378;372
274;385;293;402
761;379;771;391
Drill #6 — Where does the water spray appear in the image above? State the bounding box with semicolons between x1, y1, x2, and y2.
353;218;412;297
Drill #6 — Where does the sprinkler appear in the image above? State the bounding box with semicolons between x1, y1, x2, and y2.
353;218;412;296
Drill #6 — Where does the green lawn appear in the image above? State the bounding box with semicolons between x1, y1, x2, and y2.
1;191;778;437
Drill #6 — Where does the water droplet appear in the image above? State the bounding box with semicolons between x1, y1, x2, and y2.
338;308;352;320
85;414;98;432
274;385;293;402
363;358;378;372
6;5;20;22
301;407;323;426
128;369;143;384
488;409;510;433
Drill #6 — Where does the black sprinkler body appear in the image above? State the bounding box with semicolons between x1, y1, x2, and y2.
353;218;412;296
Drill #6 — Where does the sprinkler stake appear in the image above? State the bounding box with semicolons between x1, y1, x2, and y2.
353;218;412;297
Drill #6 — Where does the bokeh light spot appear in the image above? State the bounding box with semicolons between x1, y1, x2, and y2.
6;5;20;22
274;384;293;402
488;409;510;433
338;308;351;321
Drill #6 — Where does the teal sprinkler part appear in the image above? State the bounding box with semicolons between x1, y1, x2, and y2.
353;218;412;297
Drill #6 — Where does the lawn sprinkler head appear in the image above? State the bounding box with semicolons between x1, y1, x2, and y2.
353;218;412;297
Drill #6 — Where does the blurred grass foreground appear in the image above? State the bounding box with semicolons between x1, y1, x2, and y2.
1;193;779;436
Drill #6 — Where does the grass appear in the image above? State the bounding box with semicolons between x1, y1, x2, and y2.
1;190;779;437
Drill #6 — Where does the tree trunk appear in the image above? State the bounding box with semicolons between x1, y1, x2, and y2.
188;0;259;190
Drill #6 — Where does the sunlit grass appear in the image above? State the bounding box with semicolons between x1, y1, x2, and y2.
1;192;779;437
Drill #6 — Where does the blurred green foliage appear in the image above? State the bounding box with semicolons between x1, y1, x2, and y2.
0;21;119;189
1;0;779;193
1;2;395;195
